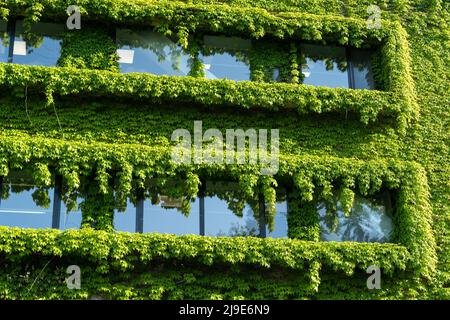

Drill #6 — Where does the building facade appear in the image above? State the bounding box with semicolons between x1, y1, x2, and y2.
0;0;448;299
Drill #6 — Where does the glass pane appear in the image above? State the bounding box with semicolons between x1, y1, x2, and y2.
0;173;54;229
300;44;349;88
116;28;191;75
205;196;260;237
113;198;137;232
349;48;375;89
60;196;82;230
143;195;199;235
318;193;393;243
199;35;251;81
13;21;63;66
266;200;288;238
0;21;9;62
203;181;287;238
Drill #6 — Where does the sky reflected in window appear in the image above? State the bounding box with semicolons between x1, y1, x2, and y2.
268;201;288;238
300;44;349;88
113;198;137;232
0;177;54;229
143;196;199;235
13;21;63;67
60;196;82;230
318;193;393;243
116;29;191;76
204;181;288;238
199;35;251;81
205;196;259;237
0;21;8;62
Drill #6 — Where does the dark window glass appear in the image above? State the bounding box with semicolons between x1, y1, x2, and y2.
318;192;393;243
0;172;54;229
13;21;63;66
349;48;375;89
199;36;251;81
143;195;199;235
0;21;8;62
113;198;137;232
300;44;349;88
116;28;191;75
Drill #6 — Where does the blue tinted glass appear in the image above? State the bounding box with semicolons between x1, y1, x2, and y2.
0;21;9;62
204;182;288;238
205;196;260;237
143;196;199;235
267;201;288;238
113;198;136;232
0;176;54;229
60;196;82;230
116;29;191;75
300;44;349;88
318;193;393;243
13;21;63;66
199;35;251;81
349;48;375;89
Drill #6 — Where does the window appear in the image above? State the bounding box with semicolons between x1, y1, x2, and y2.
0;21;9;62
0;172;55;229
113;197;137;232
300;44;349;88
199;36;251;81
348;48;375;89
299;44;375;89
205;200;261;237
143;195;200;235
107;180;288;238
203;181;288;238
270;200;288;238
116;28;191;75
60;195;82;230
12;20;63;66
318;192;393;243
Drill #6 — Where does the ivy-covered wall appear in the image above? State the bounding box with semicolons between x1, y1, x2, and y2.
0;0;448;299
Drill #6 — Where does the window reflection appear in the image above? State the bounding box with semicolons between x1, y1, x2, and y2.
318;192;393;243
204;181;288;238
199;36;251;81
349;48;375;89
116;28;191;75
13;21;63;66
143;195;199;235
113;197;137;232
60;195;82;230
300;44;349;88
205;196;260;237
268;201;288;238
0;21;8;62
0;172;54;229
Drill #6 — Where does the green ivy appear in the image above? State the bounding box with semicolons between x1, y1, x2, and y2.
0;0;418;129
0;0;447;300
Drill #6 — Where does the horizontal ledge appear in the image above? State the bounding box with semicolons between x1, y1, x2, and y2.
0;63;400;124
0;226;410;275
